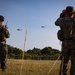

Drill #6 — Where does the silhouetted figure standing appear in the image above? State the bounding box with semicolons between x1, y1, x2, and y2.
55;6;75;75
0;15;10;71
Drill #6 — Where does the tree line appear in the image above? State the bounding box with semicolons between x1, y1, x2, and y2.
7;45;61;60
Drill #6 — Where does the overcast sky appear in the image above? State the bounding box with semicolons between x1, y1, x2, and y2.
0;0;75;51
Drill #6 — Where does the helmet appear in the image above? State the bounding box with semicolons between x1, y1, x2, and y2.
0;15;4;21
66;6;74;13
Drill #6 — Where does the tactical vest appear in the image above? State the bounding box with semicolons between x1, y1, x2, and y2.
0;25;6;42
0;32;6;42
57;17;75;40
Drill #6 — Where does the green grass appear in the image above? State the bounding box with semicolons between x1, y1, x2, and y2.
0;59;71;75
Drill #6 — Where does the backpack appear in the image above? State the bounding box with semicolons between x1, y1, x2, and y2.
57;30;63;41
57;17;74;40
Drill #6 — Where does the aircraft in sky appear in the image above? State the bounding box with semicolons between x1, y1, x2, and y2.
17;29;22;31
41;26;45;28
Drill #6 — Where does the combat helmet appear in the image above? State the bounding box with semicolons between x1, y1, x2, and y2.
0;15;4;21
66;6;74;13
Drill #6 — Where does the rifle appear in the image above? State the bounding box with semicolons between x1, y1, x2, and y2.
5;21;8;29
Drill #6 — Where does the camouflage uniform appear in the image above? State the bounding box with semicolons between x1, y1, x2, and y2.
55;6;75;75
0;15;10;71
61;40;75;75
0;43;7;70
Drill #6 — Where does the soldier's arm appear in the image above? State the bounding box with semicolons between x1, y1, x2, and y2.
2;25;10;38
55;18;63;26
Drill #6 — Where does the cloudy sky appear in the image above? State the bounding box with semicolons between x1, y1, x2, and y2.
0;0;75;51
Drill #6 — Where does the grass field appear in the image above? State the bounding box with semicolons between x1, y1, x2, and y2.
0;59;71;75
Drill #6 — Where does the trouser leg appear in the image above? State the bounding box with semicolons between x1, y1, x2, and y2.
59;46;70;75
1;44;7;70
70;49;75;75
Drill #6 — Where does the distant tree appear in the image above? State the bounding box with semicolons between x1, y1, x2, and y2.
7;44;61;60
50;54;60;60
52;49;61;54
32;47;41;55
24;52;32;59
7;45;23;59
27;48;41;59
41;47;52;55
7;45;14;58
27;49;32;54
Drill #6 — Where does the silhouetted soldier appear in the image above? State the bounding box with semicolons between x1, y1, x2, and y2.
55;6;75;75
0;15;10;71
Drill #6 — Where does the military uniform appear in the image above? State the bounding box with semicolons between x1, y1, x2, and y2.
58;39;75;75
55;6;75;75
0;15;10;71
0;43;7;70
